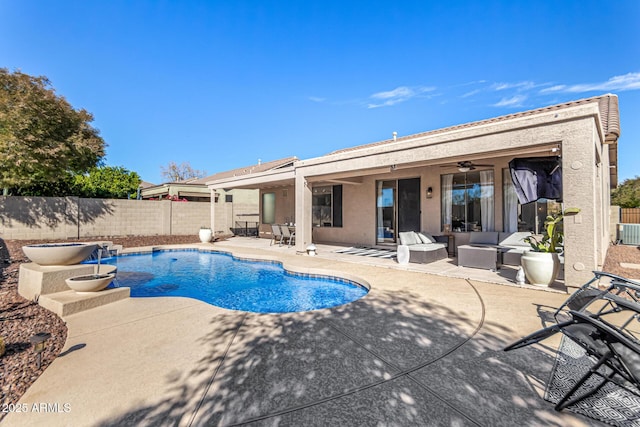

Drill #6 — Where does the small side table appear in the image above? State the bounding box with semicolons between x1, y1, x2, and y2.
435;234;455;257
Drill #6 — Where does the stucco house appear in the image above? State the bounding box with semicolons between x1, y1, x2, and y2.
205;157;298;236
207;94;620;286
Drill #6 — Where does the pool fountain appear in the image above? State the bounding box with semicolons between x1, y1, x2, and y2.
65;244;116;293
22;242;98;266
18;241;129;316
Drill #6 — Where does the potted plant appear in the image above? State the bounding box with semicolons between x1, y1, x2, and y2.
520;208;579;286
199;226;213;243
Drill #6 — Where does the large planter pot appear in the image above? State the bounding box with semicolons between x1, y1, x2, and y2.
199;228;213;243
22;243;98;266
521;251;560;286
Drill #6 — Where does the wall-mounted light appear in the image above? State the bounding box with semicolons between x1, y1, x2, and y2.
426;187;433;199
214;192;220;203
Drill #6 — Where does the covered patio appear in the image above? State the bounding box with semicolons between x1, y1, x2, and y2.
208;95;620;288
215;236;568;293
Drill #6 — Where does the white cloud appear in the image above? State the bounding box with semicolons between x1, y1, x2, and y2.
493;95;527;107
461;89;481;98
308;96;326;102
540;72;640;94
371;86;414;100
367;85;435;108
539;85;566;94
492;81;535;91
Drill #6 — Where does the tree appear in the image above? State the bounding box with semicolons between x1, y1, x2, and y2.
160;161;206;182
0;69;105;194
73;166;141;199
611;176;640;208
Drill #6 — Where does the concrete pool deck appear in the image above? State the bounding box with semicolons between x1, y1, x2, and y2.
5;240;606;426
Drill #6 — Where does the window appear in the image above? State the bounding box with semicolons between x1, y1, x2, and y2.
312;185;342;227
442;171;494;232
225;194;233;203
503;169;561;233
262;192;276;224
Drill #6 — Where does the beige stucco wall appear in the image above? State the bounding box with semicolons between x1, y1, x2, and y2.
257;185;295;237
292;102;610;286
610;206;621;242
0;196;210;240
310;154;520;247
210;189;259;236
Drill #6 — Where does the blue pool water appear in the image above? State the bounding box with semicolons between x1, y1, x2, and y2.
92;250;368;313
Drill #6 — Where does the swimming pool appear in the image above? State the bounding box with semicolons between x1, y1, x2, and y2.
93;250;368;313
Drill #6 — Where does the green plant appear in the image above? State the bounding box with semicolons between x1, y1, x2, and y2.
524;208;580;253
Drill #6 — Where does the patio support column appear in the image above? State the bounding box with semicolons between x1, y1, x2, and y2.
562;119;601;286
295;173;312;253
210;188;217;232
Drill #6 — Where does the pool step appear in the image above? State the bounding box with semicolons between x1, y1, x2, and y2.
39;287;130;317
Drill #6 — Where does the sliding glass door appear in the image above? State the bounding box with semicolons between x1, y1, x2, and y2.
376;180;396;244
376;178;421;244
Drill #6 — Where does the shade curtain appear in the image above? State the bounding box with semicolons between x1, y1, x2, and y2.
442;174;453;230
503;169;519;232
480;170;494;231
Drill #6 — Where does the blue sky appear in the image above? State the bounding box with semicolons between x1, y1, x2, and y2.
1;1;639;184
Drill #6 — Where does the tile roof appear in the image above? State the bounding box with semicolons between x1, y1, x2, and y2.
198;156;298;182
329;94;620;155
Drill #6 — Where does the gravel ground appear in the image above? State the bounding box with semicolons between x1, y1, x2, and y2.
0;235;202;416
1;237;639;417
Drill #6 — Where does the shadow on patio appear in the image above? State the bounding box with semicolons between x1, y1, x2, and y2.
96;283;579;426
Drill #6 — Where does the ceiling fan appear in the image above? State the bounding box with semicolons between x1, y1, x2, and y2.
440;161;494;172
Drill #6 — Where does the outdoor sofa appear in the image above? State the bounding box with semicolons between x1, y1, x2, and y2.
397;231;448;264
457;231;533;270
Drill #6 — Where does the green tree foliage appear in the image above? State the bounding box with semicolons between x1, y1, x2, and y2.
73;166;141;199
161;161;206;182
0;68;105;194
611;176;640;208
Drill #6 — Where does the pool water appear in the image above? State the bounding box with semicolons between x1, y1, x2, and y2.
92;250;368;313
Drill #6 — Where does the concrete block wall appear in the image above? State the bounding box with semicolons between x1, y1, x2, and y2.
79;199;169;237
171;201;211;235
0;196;80;239
0;196;210;240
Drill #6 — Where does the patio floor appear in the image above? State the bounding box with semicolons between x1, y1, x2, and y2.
4;238;606;426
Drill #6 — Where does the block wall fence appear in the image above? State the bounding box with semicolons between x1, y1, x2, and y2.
0;196;210;240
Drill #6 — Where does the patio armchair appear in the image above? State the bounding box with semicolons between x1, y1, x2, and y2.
397;231;448;264
270;224;283;246
280;225;295;247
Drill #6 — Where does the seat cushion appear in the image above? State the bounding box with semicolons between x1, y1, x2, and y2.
417;232;437;244
408;243;447;252
499;231;532;247
469;232;499;245
398;231;421;246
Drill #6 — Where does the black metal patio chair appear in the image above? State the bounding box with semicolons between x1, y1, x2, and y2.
504;272;640;411
552;311;640;410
